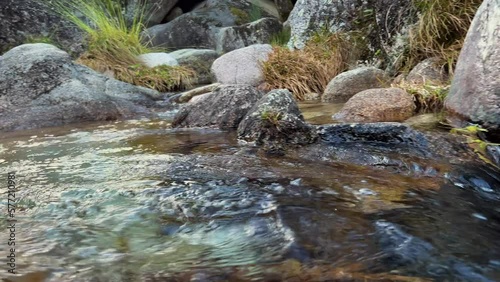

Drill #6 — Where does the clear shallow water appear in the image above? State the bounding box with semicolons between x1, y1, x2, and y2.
0;118;499;281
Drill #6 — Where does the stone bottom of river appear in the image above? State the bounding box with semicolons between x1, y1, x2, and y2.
0;104;499;282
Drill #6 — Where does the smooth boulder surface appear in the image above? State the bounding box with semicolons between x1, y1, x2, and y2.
322;67;391;103
138;53;179;67
170;49;219;84
172;85;264;129
211;44;273;86
238;89;318;146
445;0;500;140
0;44;162;132
217;18;283;52
333;88;415;122
406;57;448;85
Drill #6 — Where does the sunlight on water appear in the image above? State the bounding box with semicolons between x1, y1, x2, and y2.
0;119;499;281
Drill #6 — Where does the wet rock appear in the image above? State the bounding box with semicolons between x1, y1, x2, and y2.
211;44;273;86
486;145;500;167
172;84;264;129
404;113;441;130
333;88;415;122
0;0;84;55
217;18;283;53
170;48;219;84
317;123;429;148
375;220;434;267
0;44;162;132
406;57;448;85
322;67;391;103
238;89;318;147
445;0;500;140
138;52;178;67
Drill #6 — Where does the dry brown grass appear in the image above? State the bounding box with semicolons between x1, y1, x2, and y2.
78;54;196;92
262;32;360;101
407;0;482;75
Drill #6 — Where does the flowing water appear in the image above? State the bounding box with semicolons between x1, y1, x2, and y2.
0;112;500;281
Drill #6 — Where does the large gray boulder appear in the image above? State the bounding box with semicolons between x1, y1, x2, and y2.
216;18;283;52
322;67;391;103
144;0;277;51
0;0;84;55
211;44;273;86
125;0;178;27
172;85;264;129
170;49;219;85
238;89;318;146
0;44;163;132
445;0;500;140
286;0;414;70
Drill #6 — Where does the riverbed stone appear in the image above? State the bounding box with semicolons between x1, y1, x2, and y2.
170;48;219;84
322;67;391;103
238;89;318;147
333;88;415;122
211;44;273;86
172;85;264;129
0;44;162;132
445;0;500;141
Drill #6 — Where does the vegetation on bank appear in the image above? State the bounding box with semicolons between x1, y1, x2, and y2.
262;31;362;101
407;0;482;75
49;0;194;91
393;81;449;113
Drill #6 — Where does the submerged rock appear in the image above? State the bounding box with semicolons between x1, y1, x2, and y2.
172;84;264;129
333;88;415;122
0;44;163;132
238;89;318;147
445;0;500;140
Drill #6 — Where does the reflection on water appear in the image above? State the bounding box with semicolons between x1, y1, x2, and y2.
0;118;499;281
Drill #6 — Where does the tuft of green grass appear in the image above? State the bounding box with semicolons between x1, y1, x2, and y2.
393;81;449;113
260;110;283;126
230;7;250;25
249;1;263;22
406;0;482;75
270;27;291;47
262;31;360;101
49;0;195;91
